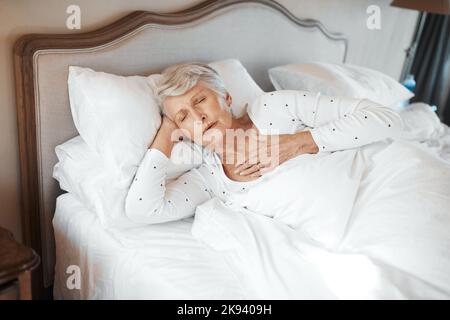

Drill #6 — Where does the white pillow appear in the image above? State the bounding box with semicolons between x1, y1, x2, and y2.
68;66;162;183
396;102;445;142
53;135;124;226
53;135;204;227
209;59;263;117
268;62;414;110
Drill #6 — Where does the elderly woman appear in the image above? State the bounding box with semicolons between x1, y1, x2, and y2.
125;62;402;224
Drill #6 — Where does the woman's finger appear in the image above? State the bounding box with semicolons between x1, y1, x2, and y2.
234;160;250;172
250;171;263;177
258;157;272;168
235;157;257;171
235;159;247;168
239;163;261;176
234;156;261;173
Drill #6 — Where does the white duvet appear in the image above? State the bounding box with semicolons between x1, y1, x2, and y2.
191;111;450;299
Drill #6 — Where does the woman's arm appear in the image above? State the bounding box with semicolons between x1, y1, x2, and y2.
249;90;404;153
125;117;213;224
149;116;178;158
307;93;404;152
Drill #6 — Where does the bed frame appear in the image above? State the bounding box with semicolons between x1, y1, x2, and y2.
13;0;348;298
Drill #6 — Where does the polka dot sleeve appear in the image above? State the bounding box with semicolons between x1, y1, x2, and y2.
247;90;404;152
308;95;404;152
125;148;213;224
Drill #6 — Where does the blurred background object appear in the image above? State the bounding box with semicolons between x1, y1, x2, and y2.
392;0;450;124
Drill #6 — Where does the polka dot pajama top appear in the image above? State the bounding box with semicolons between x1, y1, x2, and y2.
125;90;403;224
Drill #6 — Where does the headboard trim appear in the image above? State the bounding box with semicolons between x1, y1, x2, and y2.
16;0;348;57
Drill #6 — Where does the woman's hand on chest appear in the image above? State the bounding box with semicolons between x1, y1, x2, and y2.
232;130;319;177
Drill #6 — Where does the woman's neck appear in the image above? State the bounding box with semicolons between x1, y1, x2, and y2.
229;113;254;131
214;113;255;164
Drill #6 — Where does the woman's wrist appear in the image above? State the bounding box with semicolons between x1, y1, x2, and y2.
149;123;177;158
149;140;174;159
296;130;319;154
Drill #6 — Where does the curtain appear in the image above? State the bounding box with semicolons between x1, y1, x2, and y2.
410;13;450;125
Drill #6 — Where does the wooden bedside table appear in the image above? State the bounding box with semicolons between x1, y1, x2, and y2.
0;226;40;300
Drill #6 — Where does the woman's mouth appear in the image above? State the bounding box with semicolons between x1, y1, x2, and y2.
204;121;217;134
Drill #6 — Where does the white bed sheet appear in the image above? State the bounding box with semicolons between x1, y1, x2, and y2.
52;193;245;299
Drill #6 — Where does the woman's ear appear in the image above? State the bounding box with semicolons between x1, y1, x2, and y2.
225;92;232;108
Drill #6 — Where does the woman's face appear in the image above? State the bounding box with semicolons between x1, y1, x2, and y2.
163;81;233;148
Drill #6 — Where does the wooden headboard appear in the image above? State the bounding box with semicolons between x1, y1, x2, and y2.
13;0;348;297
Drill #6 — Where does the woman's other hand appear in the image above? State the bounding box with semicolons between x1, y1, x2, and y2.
234;130;319;177
149;116;184;157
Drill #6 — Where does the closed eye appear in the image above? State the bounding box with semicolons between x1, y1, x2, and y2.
195;97;206;104
177;112;187;122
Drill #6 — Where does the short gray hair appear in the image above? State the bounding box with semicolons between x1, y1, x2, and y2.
154;62;228;114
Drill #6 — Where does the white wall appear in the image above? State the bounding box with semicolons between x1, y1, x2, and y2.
0;0;418;242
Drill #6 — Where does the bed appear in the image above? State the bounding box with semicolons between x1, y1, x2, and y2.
14;0;450;299
52;193;245;299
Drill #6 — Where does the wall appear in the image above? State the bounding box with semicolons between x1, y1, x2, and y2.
0;0;418;242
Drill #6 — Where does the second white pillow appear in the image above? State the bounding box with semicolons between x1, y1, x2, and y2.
268;62;414;110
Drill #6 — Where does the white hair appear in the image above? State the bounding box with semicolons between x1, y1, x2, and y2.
154;62;228;114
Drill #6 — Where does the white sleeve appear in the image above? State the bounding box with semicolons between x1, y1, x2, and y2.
125;148;213;224
248;90;404;153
